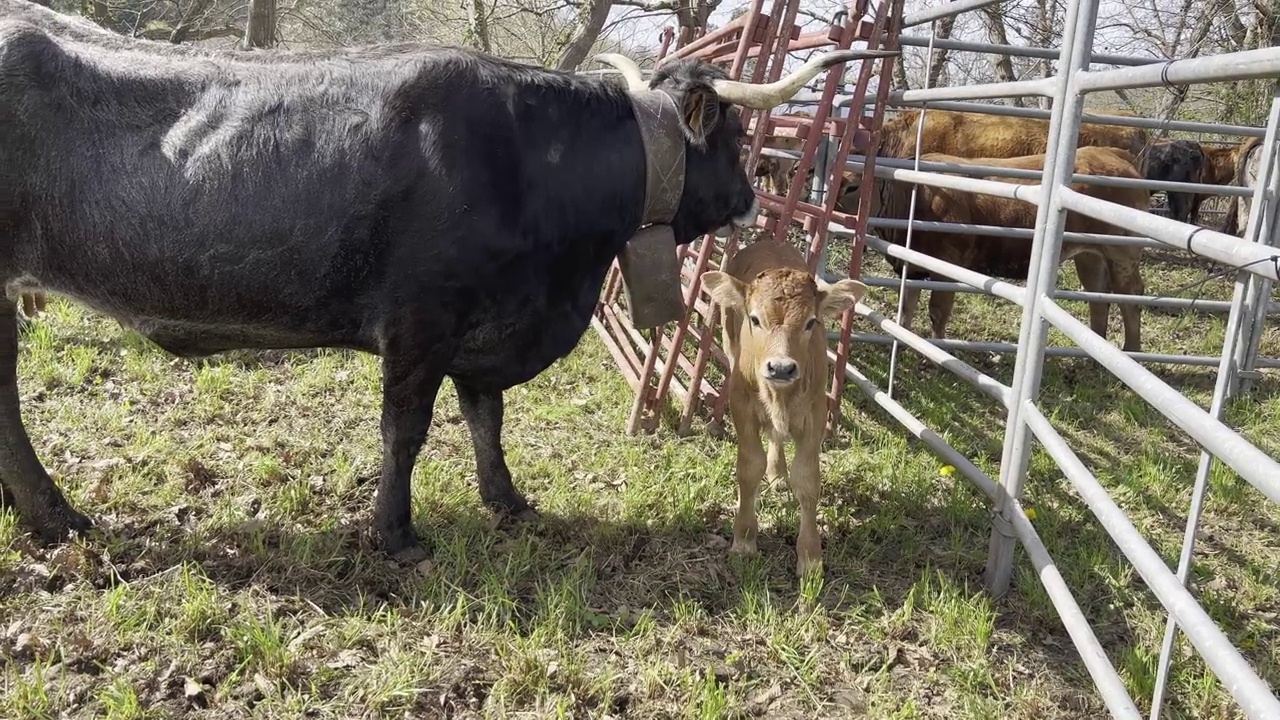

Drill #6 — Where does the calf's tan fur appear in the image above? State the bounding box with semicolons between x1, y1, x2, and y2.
702;241;866;577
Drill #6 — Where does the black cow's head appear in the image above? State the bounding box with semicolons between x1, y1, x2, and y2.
596;49;897;245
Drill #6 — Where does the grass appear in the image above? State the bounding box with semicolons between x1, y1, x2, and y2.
0;242;1278;719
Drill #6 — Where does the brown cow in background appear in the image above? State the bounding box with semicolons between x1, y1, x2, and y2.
876;108;1150;163
837;146;1150;351
1218;136;1265;237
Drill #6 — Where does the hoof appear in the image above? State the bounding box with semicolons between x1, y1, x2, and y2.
796;558;824;579
729;537;757;557
391;543;430;565
489;503;540;529
31;502;94;544
482;489;535;518
375;523;429;565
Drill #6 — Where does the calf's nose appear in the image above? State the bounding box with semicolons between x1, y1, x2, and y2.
765;358;798;382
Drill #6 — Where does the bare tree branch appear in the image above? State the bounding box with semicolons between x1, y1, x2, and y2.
554;0;614;70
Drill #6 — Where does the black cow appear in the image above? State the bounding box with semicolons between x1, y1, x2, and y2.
0;0;891;561
1144;139;1208;224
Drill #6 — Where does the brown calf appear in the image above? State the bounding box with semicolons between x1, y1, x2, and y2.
20;292;46;319
702;240;866;578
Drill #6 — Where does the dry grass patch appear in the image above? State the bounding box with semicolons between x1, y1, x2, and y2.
1;247;1277;718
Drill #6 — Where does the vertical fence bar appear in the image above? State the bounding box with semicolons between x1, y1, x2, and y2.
1232;91;1280;396
820;0;900;434
1147;91;1280;719
983;0;1099;595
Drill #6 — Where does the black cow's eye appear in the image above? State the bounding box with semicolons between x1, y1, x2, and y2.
804;318;817;331
749;315;761;328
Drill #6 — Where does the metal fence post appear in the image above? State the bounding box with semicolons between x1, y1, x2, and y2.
982;0;1101;596
1148;89;1280;719
1232;92;1280;396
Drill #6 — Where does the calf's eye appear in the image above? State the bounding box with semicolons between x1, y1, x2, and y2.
804;318;817;331
749;315;761;328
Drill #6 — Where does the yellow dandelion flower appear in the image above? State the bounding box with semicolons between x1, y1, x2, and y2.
939;465;956;477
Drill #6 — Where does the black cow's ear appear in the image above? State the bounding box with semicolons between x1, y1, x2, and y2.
681;84;722;146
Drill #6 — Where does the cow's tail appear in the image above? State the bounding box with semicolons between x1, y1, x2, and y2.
1233;136;1262;186
1219;136;1262;235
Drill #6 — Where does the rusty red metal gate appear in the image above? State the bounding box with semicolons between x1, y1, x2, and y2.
590;0;902;437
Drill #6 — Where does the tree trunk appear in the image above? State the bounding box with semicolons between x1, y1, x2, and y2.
893;54;910;91
554;0;614;71
1035;0;1052;109
467;0;492;54
675;0;718;49
981;4;1022;107
925;17;955;88
1151;0;1224;137
244;0;278;49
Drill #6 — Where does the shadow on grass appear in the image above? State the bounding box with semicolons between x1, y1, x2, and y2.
823;341;1280;714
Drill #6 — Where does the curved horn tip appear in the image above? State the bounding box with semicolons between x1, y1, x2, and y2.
592;52;629;66
816;48;902;66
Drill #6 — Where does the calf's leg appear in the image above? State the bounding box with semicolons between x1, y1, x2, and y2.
1073;253;1112;341
20;293;45;319
455;383;535;519
766;435;788;484
788;431;823;578
0;303;92;541
375;348;450;562
1106;255;1145;352
729;400;765;557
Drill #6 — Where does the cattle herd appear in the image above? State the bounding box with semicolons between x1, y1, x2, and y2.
762;108;1268;357
0;0;1270;580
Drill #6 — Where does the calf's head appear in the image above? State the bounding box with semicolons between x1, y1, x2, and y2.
702;267;866;388
595;49;897;245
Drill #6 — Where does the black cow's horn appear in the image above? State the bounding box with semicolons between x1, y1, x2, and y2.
594;53;648;92
711;48;900;110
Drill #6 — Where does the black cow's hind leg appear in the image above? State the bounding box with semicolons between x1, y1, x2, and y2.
455;383;536;520
374;348;450;563
0;303;92;541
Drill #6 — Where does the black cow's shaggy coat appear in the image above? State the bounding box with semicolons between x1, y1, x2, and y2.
0;0;762;559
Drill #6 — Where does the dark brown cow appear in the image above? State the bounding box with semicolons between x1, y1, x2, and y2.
838;146;1150;351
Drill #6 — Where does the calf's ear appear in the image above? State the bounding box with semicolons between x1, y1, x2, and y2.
680;85;722;146
817;278;867;317
701;271;746;310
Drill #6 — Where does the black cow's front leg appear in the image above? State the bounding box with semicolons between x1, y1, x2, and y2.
0;303;92;541
375;350;449;562
455;383;536;520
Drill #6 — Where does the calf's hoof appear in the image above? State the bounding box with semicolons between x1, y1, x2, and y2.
729;536;758;557
796;557;824;579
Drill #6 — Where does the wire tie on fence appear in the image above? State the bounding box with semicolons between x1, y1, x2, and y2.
1183;225;1205;253
1158;61;1186;98
989;507;1018;539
